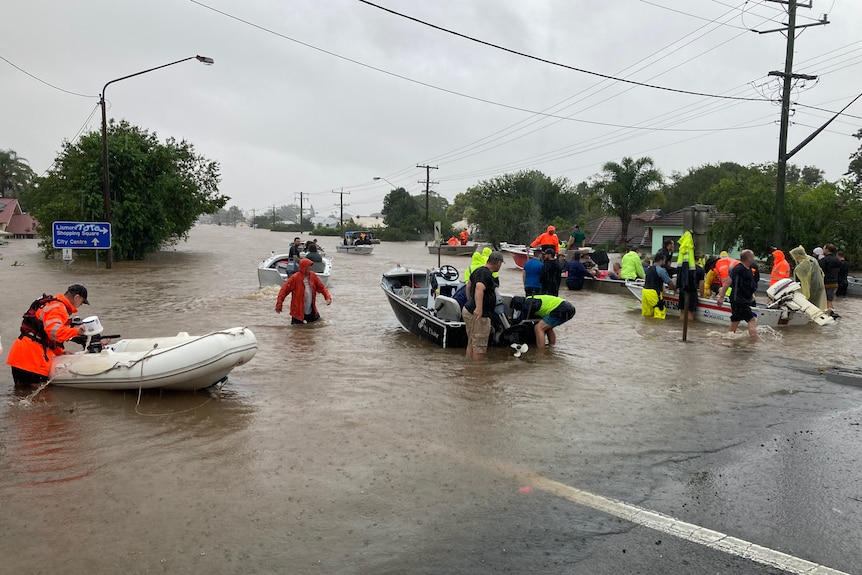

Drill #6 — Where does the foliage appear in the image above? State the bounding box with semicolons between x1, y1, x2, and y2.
450;170;579;245
594;157;663;249
660;162;746;212
705;166;776;255
847;129;862;191
0;149;36;199
381;187;451;240
22;120;227;260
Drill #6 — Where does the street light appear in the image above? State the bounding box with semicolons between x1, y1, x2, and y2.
372;176;398;189
100;55;214;269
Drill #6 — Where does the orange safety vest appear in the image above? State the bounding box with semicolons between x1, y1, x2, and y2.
459;230;468;244
447;237;459;245
714;257;738;281
769;259;790;285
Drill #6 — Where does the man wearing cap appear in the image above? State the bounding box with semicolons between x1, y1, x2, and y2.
567;225;586;249
540;248;563;296
462;251;505;360
7;285;90;387
530;225;560;254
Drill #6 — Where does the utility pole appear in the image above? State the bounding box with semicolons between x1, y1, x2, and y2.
332;188;350;228
271;205;276;228
760;0;828;247
295;192;309;233
251;208;256;228
417;164;438;245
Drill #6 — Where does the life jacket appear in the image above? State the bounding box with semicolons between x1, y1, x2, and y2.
769;250;790;286
18;294;59;345
714;257;738;281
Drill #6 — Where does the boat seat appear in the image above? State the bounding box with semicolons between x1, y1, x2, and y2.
434;295;463;322
310;261;326;273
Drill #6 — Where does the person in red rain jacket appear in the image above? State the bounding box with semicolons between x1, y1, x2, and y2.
275;258;332;324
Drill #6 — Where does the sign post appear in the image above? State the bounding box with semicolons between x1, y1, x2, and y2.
52;222;112;267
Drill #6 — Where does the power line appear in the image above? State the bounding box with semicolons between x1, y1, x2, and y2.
355;0;771;102
0;54;97;98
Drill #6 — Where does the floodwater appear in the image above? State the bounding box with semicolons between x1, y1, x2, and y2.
1;225;861;574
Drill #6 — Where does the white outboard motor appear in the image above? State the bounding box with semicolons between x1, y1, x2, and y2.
766;278;835;326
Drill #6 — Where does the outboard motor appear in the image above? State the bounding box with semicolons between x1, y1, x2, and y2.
766;278;835;326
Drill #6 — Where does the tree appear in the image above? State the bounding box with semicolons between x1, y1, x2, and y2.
706;166;776;255
0;149;36;199
451;170;578;245
594;157;663;249
661;162;745;212
847;128;862;191
23;120;227;260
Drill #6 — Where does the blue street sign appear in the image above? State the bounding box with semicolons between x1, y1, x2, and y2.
52;221;112;249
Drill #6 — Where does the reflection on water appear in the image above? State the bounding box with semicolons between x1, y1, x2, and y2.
1;226;861;573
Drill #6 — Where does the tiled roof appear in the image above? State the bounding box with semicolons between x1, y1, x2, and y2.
584;209;662;250
646;205;733;227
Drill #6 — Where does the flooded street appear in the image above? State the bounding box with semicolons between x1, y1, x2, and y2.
2;225;861;574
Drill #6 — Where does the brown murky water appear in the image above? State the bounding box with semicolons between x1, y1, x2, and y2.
1;226;861;574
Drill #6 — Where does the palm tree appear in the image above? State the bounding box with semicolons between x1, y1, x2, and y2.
596;156;663;249
0;149;36;198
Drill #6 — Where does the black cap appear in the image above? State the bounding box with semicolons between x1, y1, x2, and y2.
67;284;89;305
543;247;556;255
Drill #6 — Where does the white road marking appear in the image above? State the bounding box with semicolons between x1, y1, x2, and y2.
457;451;851;575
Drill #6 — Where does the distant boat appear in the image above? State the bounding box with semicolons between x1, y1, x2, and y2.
258;252;332;288
427;244;477;257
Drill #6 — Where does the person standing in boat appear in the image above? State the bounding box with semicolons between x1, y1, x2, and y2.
716;249;759;337
6;285;90;387
459;228;469;245
275;259;332;324
769;249;791;286
530;225;560;254
288;237;303;259
462;251;505;360
567;225;586;249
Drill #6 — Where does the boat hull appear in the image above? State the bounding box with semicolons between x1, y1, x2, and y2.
381;266;536;349
336;245;374;255
626;285;809;327
501;247;529;269
582;276;638;295
49;327;258;391
427;245;477;257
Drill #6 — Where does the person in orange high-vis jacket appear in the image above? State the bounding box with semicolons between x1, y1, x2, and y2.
447;236;459;245
459;229;469;245
530;225;560;254
7;285;89;387
713;255;738;283
275;258;332;324
769;249;790;286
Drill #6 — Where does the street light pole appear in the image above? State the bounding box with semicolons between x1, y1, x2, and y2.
100;55;214;269
372;176;397;188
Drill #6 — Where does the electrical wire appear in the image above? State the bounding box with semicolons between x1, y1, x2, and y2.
354;0;770;103
1;54;97;98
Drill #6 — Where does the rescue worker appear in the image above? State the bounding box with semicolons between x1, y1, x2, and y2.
446;236;459;246
620;249;645;281
530;225;560;254
716;249;759;337
275;258;332;324
7;284;90;387
642;254;673;318
567;225;586;249
769;249;791;286
789;245;827;311
522;294;576;349
702;257;722;298
459;228;469;245
464;247;497;283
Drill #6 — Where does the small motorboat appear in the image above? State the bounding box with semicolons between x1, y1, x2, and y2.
427;244;477;257
625;282;825;328
258;252;332;288
336;244;374;255
381;264;538;349
582;275;642;296
846;276;862;297
49;325;258;391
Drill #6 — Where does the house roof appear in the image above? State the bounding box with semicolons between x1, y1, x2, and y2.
645;205;733;227
0;199;38;236
584;209;663;250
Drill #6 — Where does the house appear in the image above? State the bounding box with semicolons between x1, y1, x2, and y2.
645;206;739;258
352;214;386;229
0;198;38;239
583;209;663;252
310;215;339;228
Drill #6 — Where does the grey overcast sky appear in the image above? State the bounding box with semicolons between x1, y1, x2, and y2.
3;0;861;219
